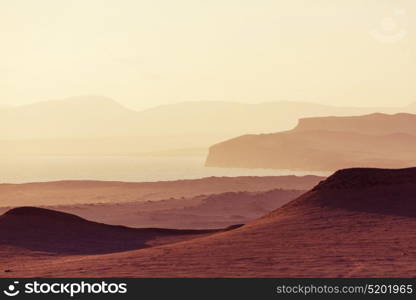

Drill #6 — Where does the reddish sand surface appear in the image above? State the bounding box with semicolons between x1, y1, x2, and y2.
0;207;239;276
2;168;416;277
14;189;302;229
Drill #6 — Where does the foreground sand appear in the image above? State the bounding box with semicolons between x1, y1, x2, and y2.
0;207;240;275
3;168;416;277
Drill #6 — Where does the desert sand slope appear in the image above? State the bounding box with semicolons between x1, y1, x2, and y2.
33;189;304;230
10;167;416;277
0;206;236;271
206;113;416;171
0;176;323;207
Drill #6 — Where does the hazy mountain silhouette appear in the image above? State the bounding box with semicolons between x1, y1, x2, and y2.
0;96;138;139
8;167;416;277
2;96;416;154
294;113;416;135
206;113;416;171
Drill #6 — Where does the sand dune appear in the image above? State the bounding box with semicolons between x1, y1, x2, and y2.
0;206;241;276
0;207;232;255
7;167;416;277
17;189;303;230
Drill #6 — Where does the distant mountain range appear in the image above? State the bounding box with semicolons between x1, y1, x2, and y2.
206;113;416;171
2;96;416;139
2;95;416;155
293;113;416;135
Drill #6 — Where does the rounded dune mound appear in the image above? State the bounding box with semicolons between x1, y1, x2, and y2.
4;206;85;222
0;207;230;255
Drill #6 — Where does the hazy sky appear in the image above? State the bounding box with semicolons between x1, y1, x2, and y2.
1;0;415;109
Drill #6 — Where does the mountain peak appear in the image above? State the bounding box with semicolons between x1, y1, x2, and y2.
60;95;119;105
58;95;132;111
292;113;416;135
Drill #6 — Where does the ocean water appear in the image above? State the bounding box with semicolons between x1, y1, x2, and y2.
0;155;329;183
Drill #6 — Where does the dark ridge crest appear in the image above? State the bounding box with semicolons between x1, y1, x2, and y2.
313;167;416;191
3;206;85;222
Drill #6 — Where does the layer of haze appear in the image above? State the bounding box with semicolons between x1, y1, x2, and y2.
1;0;415;109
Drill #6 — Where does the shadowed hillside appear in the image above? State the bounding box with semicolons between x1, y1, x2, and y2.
33;188;304;229
10;167;416;277
206;113;416;171
0;207;235;255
